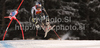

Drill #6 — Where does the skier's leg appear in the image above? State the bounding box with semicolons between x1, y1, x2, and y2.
36;29;38;36
35;17;39;36
15;19;24;40
3;19;13;41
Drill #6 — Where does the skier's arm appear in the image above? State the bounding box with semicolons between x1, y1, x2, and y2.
31;7;36;22
31;7;35;18
42;7;49;22
42;7;48;17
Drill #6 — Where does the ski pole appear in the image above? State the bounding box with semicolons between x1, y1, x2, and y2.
53;29;61;40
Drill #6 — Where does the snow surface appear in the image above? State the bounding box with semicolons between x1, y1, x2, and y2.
0;40;100;48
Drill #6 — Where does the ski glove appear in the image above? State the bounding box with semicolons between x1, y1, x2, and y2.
46;16;48;18
32;18;36;22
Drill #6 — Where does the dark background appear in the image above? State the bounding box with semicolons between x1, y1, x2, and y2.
0;0;100;40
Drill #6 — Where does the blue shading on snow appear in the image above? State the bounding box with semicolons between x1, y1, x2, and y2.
0;41;15;48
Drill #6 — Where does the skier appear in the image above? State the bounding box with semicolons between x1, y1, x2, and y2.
31;2;48;26
31;2;61;39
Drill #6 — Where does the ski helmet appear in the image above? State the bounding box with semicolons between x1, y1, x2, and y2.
36;2;42;9
36;2;41;5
